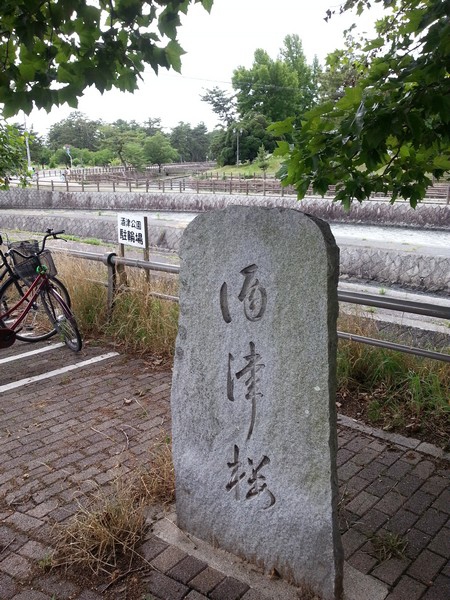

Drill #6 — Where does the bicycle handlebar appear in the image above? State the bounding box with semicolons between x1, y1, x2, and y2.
8;228;66;259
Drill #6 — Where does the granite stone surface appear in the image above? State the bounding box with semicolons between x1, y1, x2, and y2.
171;206;343;599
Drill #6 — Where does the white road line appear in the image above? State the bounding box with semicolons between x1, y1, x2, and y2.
0;352;120;394
0;343;65;365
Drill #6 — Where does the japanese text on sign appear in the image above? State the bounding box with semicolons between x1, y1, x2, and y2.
117;213;148;249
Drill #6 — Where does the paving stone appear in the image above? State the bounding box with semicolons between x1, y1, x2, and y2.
166;555;207;584
385;509;419;535
151;546;187;573
432;489;450;514
346;475;369;498
337;448;354;466
5;512;44;531
185;591;209;600
378;449;404;466
368;440;387;453
428;527;450;558
346;491;379;516
384;575;427;600
415;509;448;536
375;491;407;516
357;461;387;482
395;475;424;497
353;448;380;466
403;490;435;514
411;460;436;480
372;556;409;586
420;476;448;497
421;574;450;600
209;576;250;600
401;451;423;465
143;570;190;600
386;461;413;479
338;461;362;481
17;540;52;561
342;529;367;559
345;436;372;453
407;549;446;585
347;551;378;574
139;536;169;562
32;574;81;599
366;476;397;497
354;508;389;536
241;589;271;600
189;567;226;595
0;572;18;599
0;552;34;579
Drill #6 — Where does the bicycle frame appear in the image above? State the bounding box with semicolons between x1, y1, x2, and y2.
0;271;50;332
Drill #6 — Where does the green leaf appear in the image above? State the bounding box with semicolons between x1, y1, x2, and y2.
336;86;363;110
164;40;185;73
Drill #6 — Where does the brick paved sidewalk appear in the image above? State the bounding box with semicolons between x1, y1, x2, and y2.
0;343;448;599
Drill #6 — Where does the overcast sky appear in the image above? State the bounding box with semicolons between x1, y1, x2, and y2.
22;0;380;137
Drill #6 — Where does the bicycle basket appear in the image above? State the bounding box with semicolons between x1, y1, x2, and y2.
9;240;39;257
12;249;57;281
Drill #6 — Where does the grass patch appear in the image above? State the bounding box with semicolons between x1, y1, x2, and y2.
55;254;179;357
337;316;449;449
60;234;103;246
370;532;408;563
53;435;174;575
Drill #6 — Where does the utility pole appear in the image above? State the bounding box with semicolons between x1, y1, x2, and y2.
233;127;242;166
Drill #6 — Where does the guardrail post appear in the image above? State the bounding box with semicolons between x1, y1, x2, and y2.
102;252;117;316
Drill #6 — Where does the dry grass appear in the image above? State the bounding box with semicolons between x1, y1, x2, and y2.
137;435;176;506
54;253;179;357
53;435;175;574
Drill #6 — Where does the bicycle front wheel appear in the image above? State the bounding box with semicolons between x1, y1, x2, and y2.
0;276;70;342
41;287;82;352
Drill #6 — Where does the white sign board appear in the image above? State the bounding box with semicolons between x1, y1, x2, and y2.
117;213;148;249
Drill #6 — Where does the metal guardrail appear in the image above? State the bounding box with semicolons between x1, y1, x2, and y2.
62;249;450;363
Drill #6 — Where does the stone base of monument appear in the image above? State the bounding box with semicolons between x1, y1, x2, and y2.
152;512;388;600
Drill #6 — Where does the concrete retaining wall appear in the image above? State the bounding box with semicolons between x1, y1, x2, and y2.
0;211;448;295
1;189;449;229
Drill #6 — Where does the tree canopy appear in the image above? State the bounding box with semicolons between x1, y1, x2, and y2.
273;0;450;208
0;0;213;117
0;120;28;187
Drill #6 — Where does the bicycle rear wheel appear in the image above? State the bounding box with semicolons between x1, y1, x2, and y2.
41;287;82;352
0;276;71;342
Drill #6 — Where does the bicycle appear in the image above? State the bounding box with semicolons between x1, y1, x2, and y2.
0;231;82;352
0;230;72;342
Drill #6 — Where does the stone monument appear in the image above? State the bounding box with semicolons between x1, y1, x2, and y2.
171;206;343;599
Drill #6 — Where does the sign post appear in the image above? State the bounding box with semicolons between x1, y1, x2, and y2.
117;213;149;284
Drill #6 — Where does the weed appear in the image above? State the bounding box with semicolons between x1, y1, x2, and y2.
38;554;53;571
370;532;408;563
53;479;147;574
56;254;179;357
379;287;386;295
53;437;174;574
137;434;175;506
